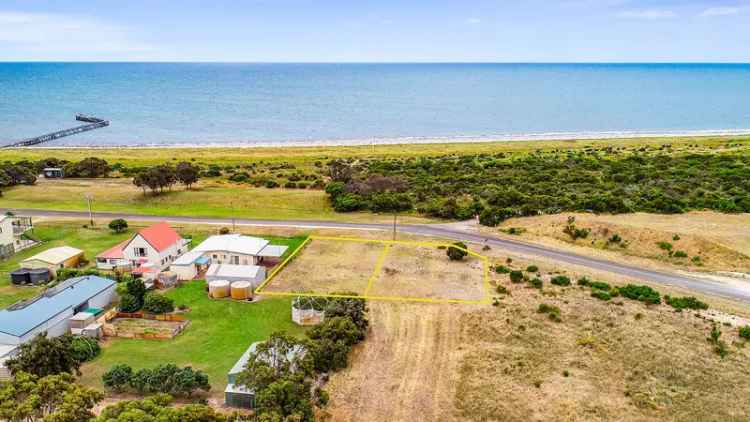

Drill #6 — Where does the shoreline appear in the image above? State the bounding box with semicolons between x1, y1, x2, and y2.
10;128;750;149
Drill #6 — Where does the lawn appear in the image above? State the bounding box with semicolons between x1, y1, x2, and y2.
0;223;134;308
79;281;306;394
0;178;429;223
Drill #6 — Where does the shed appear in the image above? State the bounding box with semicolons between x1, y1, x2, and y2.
206;263;266;289
42;168;64;178
21;246;84;277
170;250;207;280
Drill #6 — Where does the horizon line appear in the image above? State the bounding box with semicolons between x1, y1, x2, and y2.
1;60;750;65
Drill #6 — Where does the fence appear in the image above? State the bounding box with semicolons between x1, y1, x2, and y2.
115;312;187;322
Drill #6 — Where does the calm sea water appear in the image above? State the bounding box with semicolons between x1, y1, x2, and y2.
1;63;749;146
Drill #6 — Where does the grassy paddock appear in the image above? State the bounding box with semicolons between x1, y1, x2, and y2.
79;281;306;394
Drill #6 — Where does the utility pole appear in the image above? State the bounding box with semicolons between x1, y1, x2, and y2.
231;201;236;233
84;193;94;227
392;213;397;240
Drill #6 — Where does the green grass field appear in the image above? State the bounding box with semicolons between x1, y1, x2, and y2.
79;281;306;394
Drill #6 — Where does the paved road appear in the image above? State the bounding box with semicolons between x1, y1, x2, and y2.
7;207;750;303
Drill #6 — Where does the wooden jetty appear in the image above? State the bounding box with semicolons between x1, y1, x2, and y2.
1;114;110;148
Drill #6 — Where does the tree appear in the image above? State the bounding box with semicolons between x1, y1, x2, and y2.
255;377;314;422
446;242;469;261
238;332;308;393
102;364;133;392
5;333;82;377
108;218;128;233
95;394;227;422
176;161;200;189
64;157;110;178
0;372;103;422
126;364;210;396
324;296;369;332
143;291;175;314
70;336;101;363
126;278;147;308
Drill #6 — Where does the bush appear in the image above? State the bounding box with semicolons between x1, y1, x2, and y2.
657;241;673;252
526;265;539;273
589;281;611;291
528;278;543;289
332;193;364;212
665;295;708;310
103;364;133;392
619;284;661;305
739;326;750;340
673;250;688;258
550;275;571;286
494;265;511;274
537;303;561;322
143;292;175;314
71;336;101;363
577;277;590;286
446;242;469;261
219;227;231;235
129;364;210;396
590;289;612;301
118;293;140;313
496;285;508;294
108;218;128;233
509;270;524;283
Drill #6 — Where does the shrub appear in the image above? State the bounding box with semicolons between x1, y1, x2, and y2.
528;278;543;289
537;303;561;322
494;265;511;274
108;218;128;233
143;292;175;314
550;275;571;286
446;242;469;261
673;250;688;258
577;277;590;286
509;270;524;283
591;289;612;301
118;293;140;313
619;284;661;305
589;281;611;291
739;325;750;340
332;193;363;212
496;285;508;294
71;336;101;363
526;265;539;273
665;295;708;310
657;241;673;252
608;234;622;243
103;364;133;392
129;364;210;396
219;227;231;234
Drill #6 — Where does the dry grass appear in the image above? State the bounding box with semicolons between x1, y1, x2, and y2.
493;212;750;273
369;244;486;301
324;276;750;422
264;239;385;295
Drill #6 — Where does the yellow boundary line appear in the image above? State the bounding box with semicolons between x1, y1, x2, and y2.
255;235;491;305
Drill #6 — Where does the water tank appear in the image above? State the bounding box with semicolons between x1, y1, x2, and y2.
208;280;230;298
10;269;30;285
28;268;51;285
230;281;252;300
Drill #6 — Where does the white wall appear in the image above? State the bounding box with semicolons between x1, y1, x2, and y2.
0;218;12;248
204;251;258;265
171;264;197;280
124;235;187;270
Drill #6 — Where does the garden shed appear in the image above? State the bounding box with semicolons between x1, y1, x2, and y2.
20;246;84;278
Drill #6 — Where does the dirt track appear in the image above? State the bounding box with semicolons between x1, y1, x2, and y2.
324;302;466;421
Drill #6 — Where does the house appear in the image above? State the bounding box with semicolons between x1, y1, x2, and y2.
170;234;286;282
0;275;116;347
0;215;34;259
225;341;306;409
21;246;84;278
42;167;64;178
95;222;190;272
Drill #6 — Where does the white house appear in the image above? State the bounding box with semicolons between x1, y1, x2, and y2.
169;234;286;282
96;222;189;273
0;215;34;259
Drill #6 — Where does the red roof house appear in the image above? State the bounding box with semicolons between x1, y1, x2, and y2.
95;222;189;271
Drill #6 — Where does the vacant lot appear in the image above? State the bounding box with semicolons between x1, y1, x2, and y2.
325;277;750;422
369;244;486;302
265;238;385;295
263;238;488;303
494;211;750;273
80;281;305;395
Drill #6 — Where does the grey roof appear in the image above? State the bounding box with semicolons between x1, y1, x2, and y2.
0;276;116;338
258;245;288;258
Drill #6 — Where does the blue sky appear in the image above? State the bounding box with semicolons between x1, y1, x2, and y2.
0;0;748;62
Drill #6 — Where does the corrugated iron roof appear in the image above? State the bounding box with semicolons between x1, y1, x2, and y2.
21;246;83;265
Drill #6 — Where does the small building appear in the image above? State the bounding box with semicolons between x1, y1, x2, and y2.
42;167;64;178
170;234;286;282
0;275;116;346
95;222;190;272
21;246;84;278
0;215;35;259
205;263;266;289
225;341;306;409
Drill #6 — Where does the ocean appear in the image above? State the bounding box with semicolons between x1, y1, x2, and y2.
1;62;749;147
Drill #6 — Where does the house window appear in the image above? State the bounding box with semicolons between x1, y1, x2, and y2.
212;254;218;259
134;247;147;257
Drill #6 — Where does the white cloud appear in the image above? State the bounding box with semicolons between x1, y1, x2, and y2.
618;9;677;19
0;10;157;60
700;7;741;17
466;17;481;24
